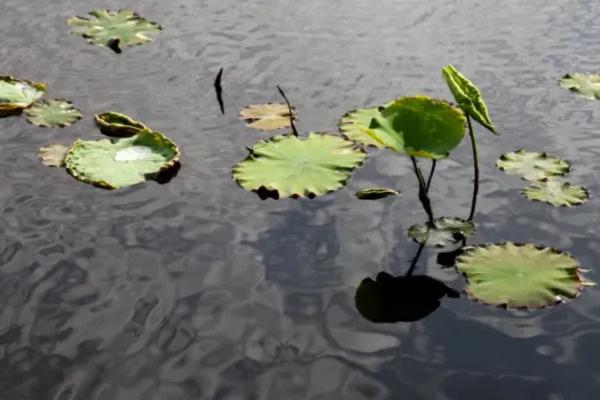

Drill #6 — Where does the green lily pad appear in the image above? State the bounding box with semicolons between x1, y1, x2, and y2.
442;65;496;133
38;144;70;167
0;76;46;116
496;149;570;182
369;96;466;159
24;100;82;128
94;111;148;137
560;73;600;100
232;133;366;199
338;101;393;148
64;130;179;189
355;187;400;200
239;103;295;131
522;180;588;207
456;242;585;308
408;217;475;248
67;9;162;53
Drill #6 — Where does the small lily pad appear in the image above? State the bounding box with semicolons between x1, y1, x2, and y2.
338;102;392;148
0;76;46;116
94;112;148;137
496;149;570;182
355;187;400;200
25;100;82;127
38;144;70;167
522;180;588;207
239;103;295;131
456;242;585;308
408;218;475;248
232;133;366;199
560;73;600;100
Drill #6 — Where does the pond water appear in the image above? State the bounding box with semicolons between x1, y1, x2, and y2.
1;0;600;399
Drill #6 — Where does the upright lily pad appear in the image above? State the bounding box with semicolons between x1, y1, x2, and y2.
25;100;82;127
338;102;392;148
408;217;475;248
355;187;400;200
0;76;46;116
560;73;600;100
232;133;366;199
456;242;585;308
239;103;295;131
496;149;570;182
442;65;496;133
64;130;179;189
522;181;588;207
94;112;148;137
38;144;70;167
67;9;162;53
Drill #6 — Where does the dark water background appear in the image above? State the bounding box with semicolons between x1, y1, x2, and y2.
1;1;600;399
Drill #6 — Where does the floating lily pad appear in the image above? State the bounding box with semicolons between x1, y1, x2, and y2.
496;149;570;182
355;187;400;200
522;180;588;207
408;218;475;248
38;144;70;167
67;9;162;53
560;73;600;100
338;101;393;148
64;130;179;189
239;103;295;131
232;133;366;199
94;111;148;137
456;242;585;308
442;65;496;133
24;100;81;127
0;76;46;116
369;96;466;159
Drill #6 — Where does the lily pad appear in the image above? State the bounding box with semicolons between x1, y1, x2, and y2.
338;101;392;148
94;112;148;137
408;217;475;248
369;96;466;159
232;133;366;199
67;9;162;53
0;76;46;116
64;130;179;189
239;103;295;131
522;180;588;207
560;73;600;100
442;65;496;133
456;242;585;308
25;100;82;128
496;149;570;182
355;187;400;200
38;144;70;167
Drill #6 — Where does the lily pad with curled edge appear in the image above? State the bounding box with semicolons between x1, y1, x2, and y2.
67;9;162;53
38;144;70;167
496;149;570;182
338;101;394;148
239;103;295;131
25;100;82;128
369;96;466;159
232;133;366;199
522;180;588;207
442;65;496;134
0;76;46;117
355;187;400;200
94;111;148;137
64;130;179;189
560;73;600;100
408;217;475;248
456;242;586;309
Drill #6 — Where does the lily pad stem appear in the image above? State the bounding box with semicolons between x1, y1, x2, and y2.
277;85;298;137
411;156;435;226
406;243;425;277
466;115;479;221
426;160;436;193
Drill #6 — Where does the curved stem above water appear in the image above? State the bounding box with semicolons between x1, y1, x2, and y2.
466;116;479;221
411;156;435;226
426;160;436;194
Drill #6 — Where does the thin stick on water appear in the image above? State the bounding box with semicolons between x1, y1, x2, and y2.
277;85;298;136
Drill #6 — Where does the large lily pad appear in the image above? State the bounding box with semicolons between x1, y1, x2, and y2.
0;76;46;116
456;242;585;308
408;217;475;248
442;65;496;133
239;103;295;131
64;130;179;189
560;73;600;100
67;9;162;53
25;100;82;127
232;133;366;199
338;102;392;148
496;149;570;182
38;144;70;167
95;111;148;137
522;180;588;207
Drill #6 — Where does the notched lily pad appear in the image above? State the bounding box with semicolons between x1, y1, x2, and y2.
95;112;148;137
25;100;82;127
355;187;400;200
67;9;162;53
496;149;570;182
64;130;179;189
408;217;475;248
232;133;366;199
522;180;588;207
560;73;600;100
38;144;70;167
456;242;586;308
0;76;46;116
338;101;392;148
239;103;295;131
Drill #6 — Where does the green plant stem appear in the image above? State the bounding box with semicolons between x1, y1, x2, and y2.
426;160;436;193
411;156;435;226
466;116;479;221
406;243;425;277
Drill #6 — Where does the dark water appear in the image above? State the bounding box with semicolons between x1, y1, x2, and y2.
1;1;600;399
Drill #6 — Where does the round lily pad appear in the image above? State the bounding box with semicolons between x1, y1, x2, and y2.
560;73;600;100
239;103;295;131
0;76;46;116
94;111;148;137
38;144;70;167
408;217;475;248
456;242;585;308
338;101;393;148
64;130;179;189
232;133;366;199
25;100;81;128
355;187;400;200
522;180;588;207
496;149;570;182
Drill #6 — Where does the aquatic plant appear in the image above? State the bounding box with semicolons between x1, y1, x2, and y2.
239;103;296;131
95;111;148;137
408;217;475;248
25;99;81;127
0;76;46;116
38;144;70;167
496;149;570;182
339;102;392;148
522;180;589;207
560;73;600;100
355;187;400;200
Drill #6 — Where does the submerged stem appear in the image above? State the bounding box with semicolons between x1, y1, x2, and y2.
406;243;425;277
466;116;479;221
411;156;435;225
